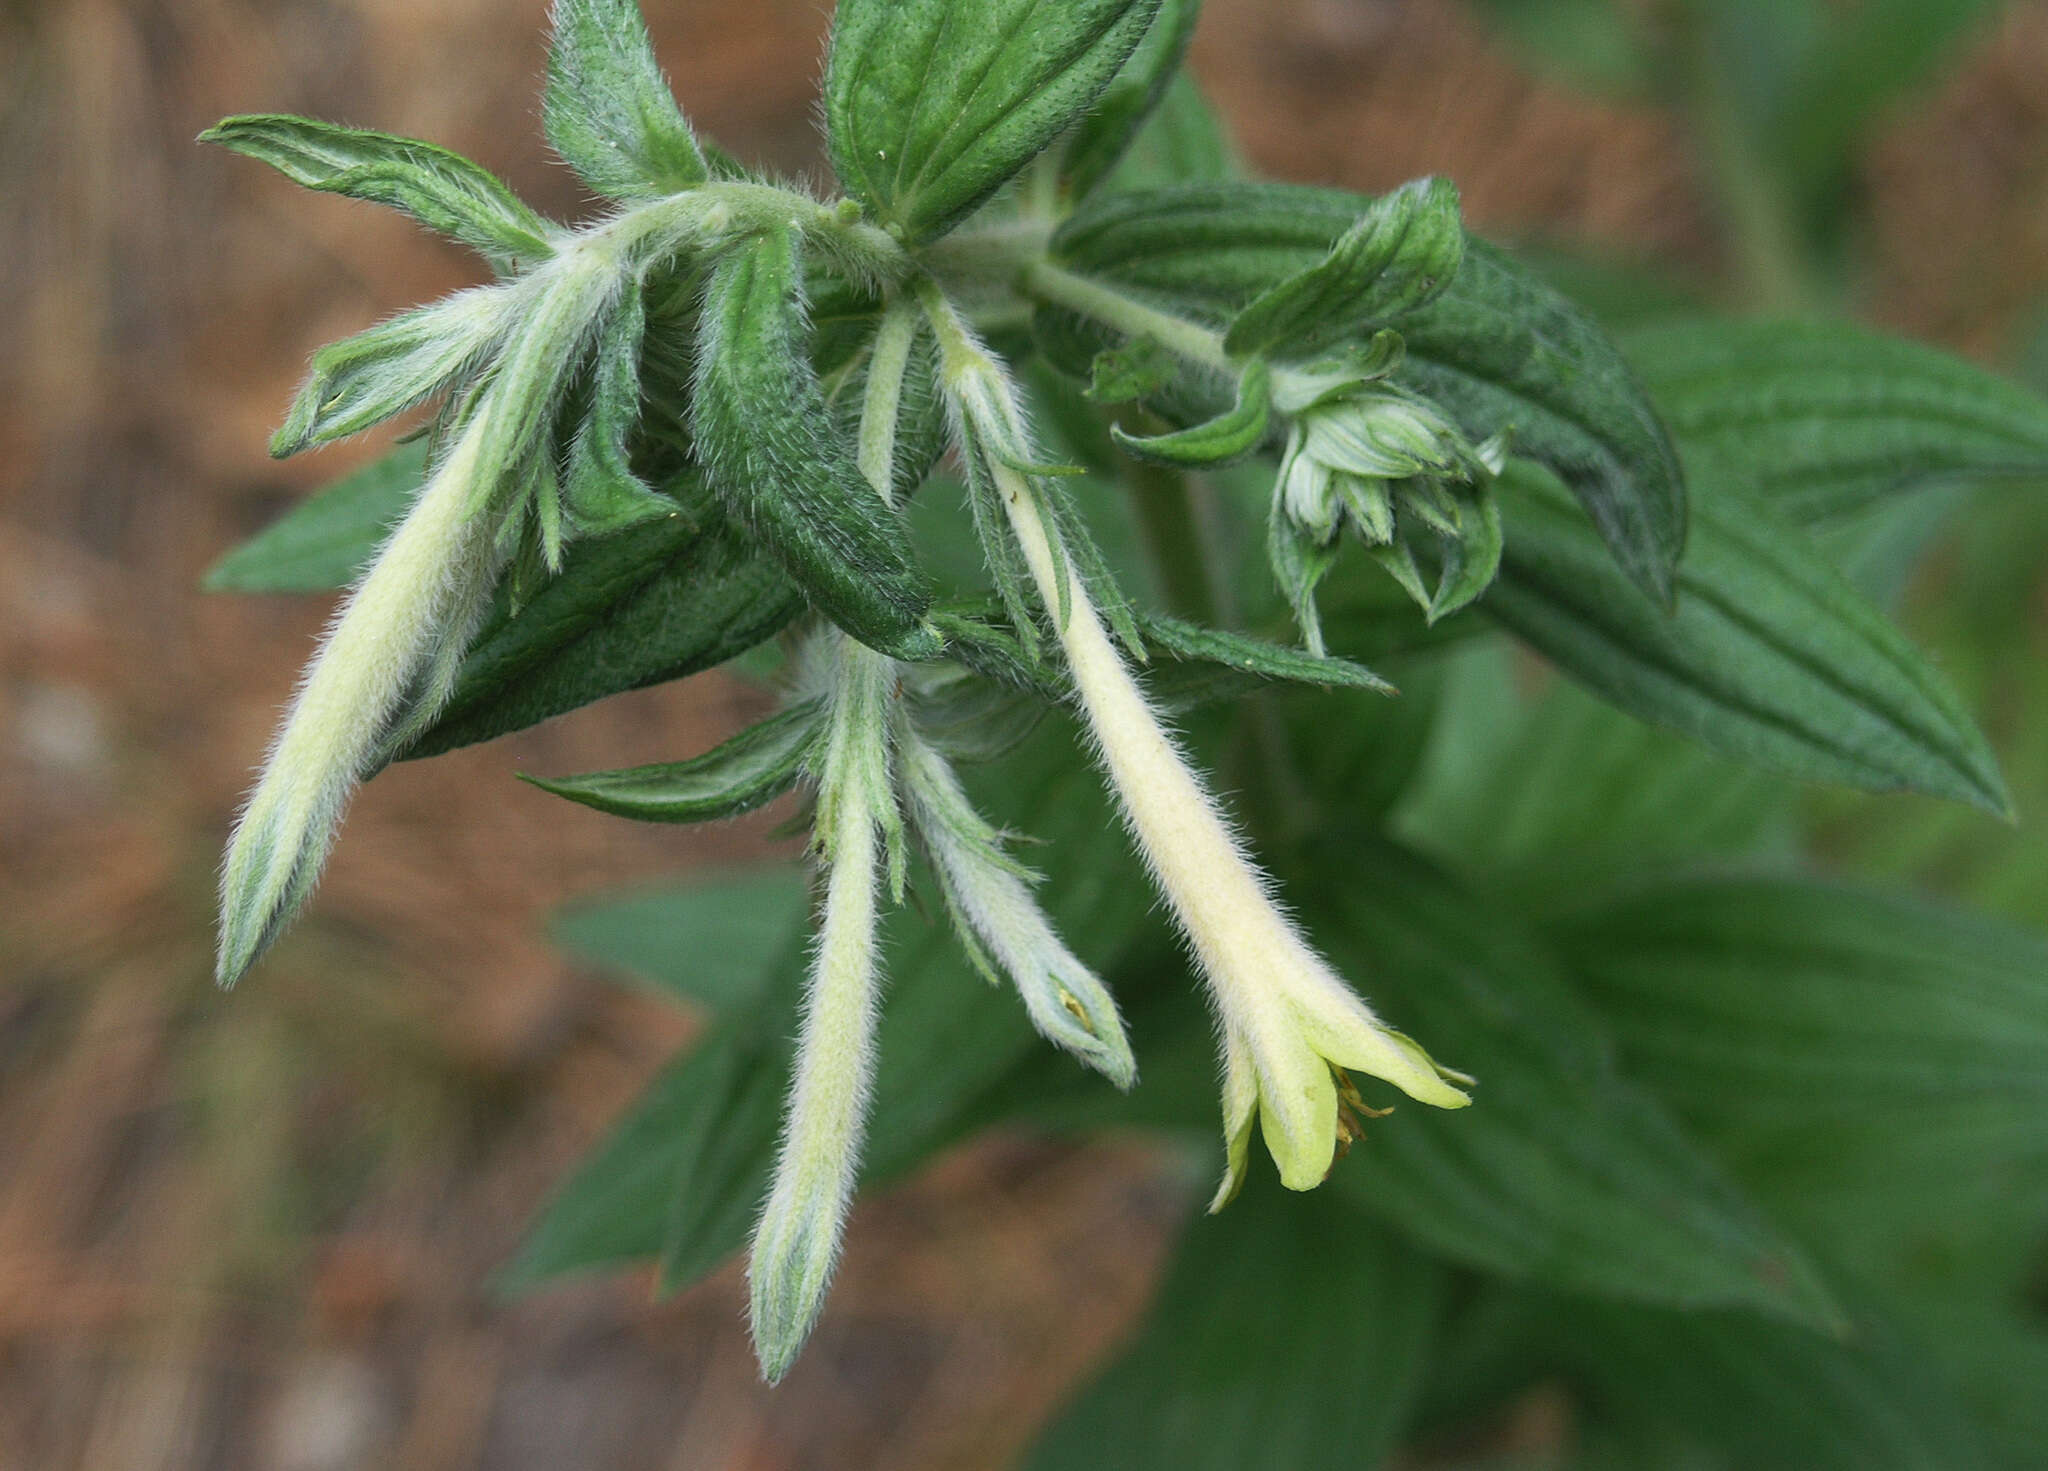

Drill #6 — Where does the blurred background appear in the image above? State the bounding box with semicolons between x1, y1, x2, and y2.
3;0;2046;1465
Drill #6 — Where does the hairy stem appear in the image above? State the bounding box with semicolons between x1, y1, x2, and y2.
1022;261;1234;375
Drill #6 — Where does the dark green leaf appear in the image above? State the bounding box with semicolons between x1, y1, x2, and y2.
1396;645;1794;893
1047;182;1687;600
1486;461;2009;813
1560;1297;1993;1471
1058;0;1203;202
397;478;802;759
825;0;1162;244
204;444;424;593
1027;1175;1443;1471
1225;177;1464;359
201;114;553;269
522;698;824;822
1555;875;2048;1156
1310;840;1843;1329
551;868;811;1012
501;953;802;1290
1138;610;1393;694
543;0;708;201
1110;359;1271;466
1624;318;2048;524
694;228;937;659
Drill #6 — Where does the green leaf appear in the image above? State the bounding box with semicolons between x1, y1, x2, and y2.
694;228;938;660
1394;644;1794;893
397;478;802;759
522;699;824;822
201;114;553;269
203;444;424;593
1110;359;1271;466
1138;611;1394;695
1026;1175;1443;1471
501;950;803;1290
1057;0;1203;203
1559;1296;1993;1471
1309;840;1843;1329
1486;461;2010;813
825;0;1163;244
1555;875;2048;1158
1047;182;1687;601
269;289;509;457
1624;318;2048;524
543;0;708;201
561;278;675;537
1225;177;1464;359
551;868;811;1012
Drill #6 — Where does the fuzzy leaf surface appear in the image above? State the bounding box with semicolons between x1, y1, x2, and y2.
1623;318;2048;524
522;699;824;822
397;481;802;759
1487;461;2008;813
825;0;1162;243
1224;176;1464;359
544;0;708;200
1057;0;1203;202
694;229;936;658
202;115;553;268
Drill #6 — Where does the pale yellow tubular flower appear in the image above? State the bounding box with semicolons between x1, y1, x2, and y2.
922;297;1470;1207
982;444;1468;1199
216;414;503;986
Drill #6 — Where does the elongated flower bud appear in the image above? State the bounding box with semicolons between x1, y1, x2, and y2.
216;416;503;986
748;638;892;1383
897;722;1136;1089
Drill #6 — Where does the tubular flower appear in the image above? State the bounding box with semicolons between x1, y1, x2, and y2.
927;296;1471;1208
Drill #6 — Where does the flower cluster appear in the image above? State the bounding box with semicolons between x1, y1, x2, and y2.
1270;349;1510;652
208;0;1486;1387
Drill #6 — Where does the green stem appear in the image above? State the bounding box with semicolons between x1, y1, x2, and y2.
1021;261;1235;374
1665;4;1817;315
1124;457;1223;626
857;296;919;502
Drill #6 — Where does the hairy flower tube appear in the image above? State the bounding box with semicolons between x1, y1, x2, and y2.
747;634;893;1385
216;413;510;986
926;288;1472;1206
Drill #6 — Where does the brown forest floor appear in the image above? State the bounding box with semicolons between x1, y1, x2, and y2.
2;1;2047;1467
